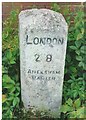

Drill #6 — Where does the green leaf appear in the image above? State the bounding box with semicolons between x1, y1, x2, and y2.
10;59;16;64
81;28;84;34
5;109;13;118
80;46;86;54
75;50;80;55
2;94;7;103
15;92;20;96
73;92;78;98
3;31;9;39
70;66;77;73
10;87;16;93
69;46;77;50
60;104;73;113
16;86;20;92
69;111;77;118
67;79;73;83
78;62;84;67
66;98;73;106
76;107;85;118
7;96;14;101
6;50;12;60
77;33;83;40
3;74;11;82
75;40;81;48
13;97;19;107
2;66;8;74
51;3;60;12
74;98;81;108
4;84;14;89
3;74;15;84
76;56;82;61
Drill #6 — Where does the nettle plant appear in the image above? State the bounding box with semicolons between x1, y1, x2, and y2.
51;3;85;118
2;10;20;118
2;3;85;119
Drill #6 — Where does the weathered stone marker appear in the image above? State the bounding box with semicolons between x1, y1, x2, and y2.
19;9;68;118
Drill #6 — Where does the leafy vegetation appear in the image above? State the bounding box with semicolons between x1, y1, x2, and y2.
2;10;20;118
2;3;85;119
51;3;85;119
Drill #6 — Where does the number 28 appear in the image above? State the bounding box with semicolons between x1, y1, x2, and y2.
34;54;52;62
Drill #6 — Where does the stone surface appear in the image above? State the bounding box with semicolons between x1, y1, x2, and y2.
19;9;68;118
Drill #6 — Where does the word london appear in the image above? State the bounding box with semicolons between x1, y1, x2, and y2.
26;36;64;45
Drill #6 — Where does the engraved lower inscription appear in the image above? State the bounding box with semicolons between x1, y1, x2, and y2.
28;69;60;80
